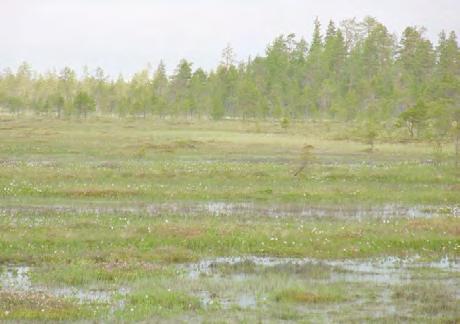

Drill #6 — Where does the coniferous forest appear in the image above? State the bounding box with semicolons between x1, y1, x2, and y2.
1;17;459;132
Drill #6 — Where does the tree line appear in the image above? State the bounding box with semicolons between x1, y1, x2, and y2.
1;17;459;137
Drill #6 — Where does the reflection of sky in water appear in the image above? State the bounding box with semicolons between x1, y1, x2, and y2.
183;255;459;282
0;265;31;291
183;255;459;308
2;255;458;312
3;203;457;221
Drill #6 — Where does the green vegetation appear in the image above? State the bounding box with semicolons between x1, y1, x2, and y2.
273;286;346;304
0;19;458;144
0;117;458;321
1;208;458;322
1;210;458;266
1;118;459;207
0;291;100;321
392;283;459;320
0;16;459;322
119;288;201;320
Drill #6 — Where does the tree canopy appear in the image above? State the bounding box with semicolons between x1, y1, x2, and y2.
0;17;458;133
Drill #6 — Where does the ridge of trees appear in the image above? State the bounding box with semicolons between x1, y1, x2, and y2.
0;17;458;137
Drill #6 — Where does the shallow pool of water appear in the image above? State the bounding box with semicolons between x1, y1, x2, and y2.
2;202;458;219
182;255;459;284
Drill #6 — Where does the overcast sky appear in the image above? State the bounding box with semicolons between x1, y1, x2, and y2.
1;0;459;77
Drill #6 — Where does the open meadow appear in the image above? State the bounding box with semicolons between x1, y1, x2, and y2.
0;117;459;322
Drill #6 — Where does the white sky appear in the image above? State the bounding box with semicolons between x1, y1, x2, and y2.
1;0;459;77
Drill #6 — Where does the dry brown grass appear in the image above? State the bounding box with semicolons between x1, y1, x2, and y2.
63;188;138;198
153;224;205;239
151;246;197;263
0;291;89;320
274;288;343;304
407;218;460;236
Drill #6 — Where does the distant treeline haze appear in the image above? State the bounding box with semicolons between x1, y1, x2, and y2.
1;17;459;131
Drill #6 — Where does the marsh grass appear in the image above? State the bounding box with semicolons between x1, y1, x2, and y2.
1;118;459;321
274;288;344;304
0;291;99;320
0;118;458;206
116;288;201;320
0;211;458;267
392;282;460;320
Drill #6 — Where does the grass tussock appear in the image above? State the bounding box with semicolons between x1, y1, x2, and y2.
0;291;96;320
392;283;459;317
63;188;139;198
274;287;345;304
